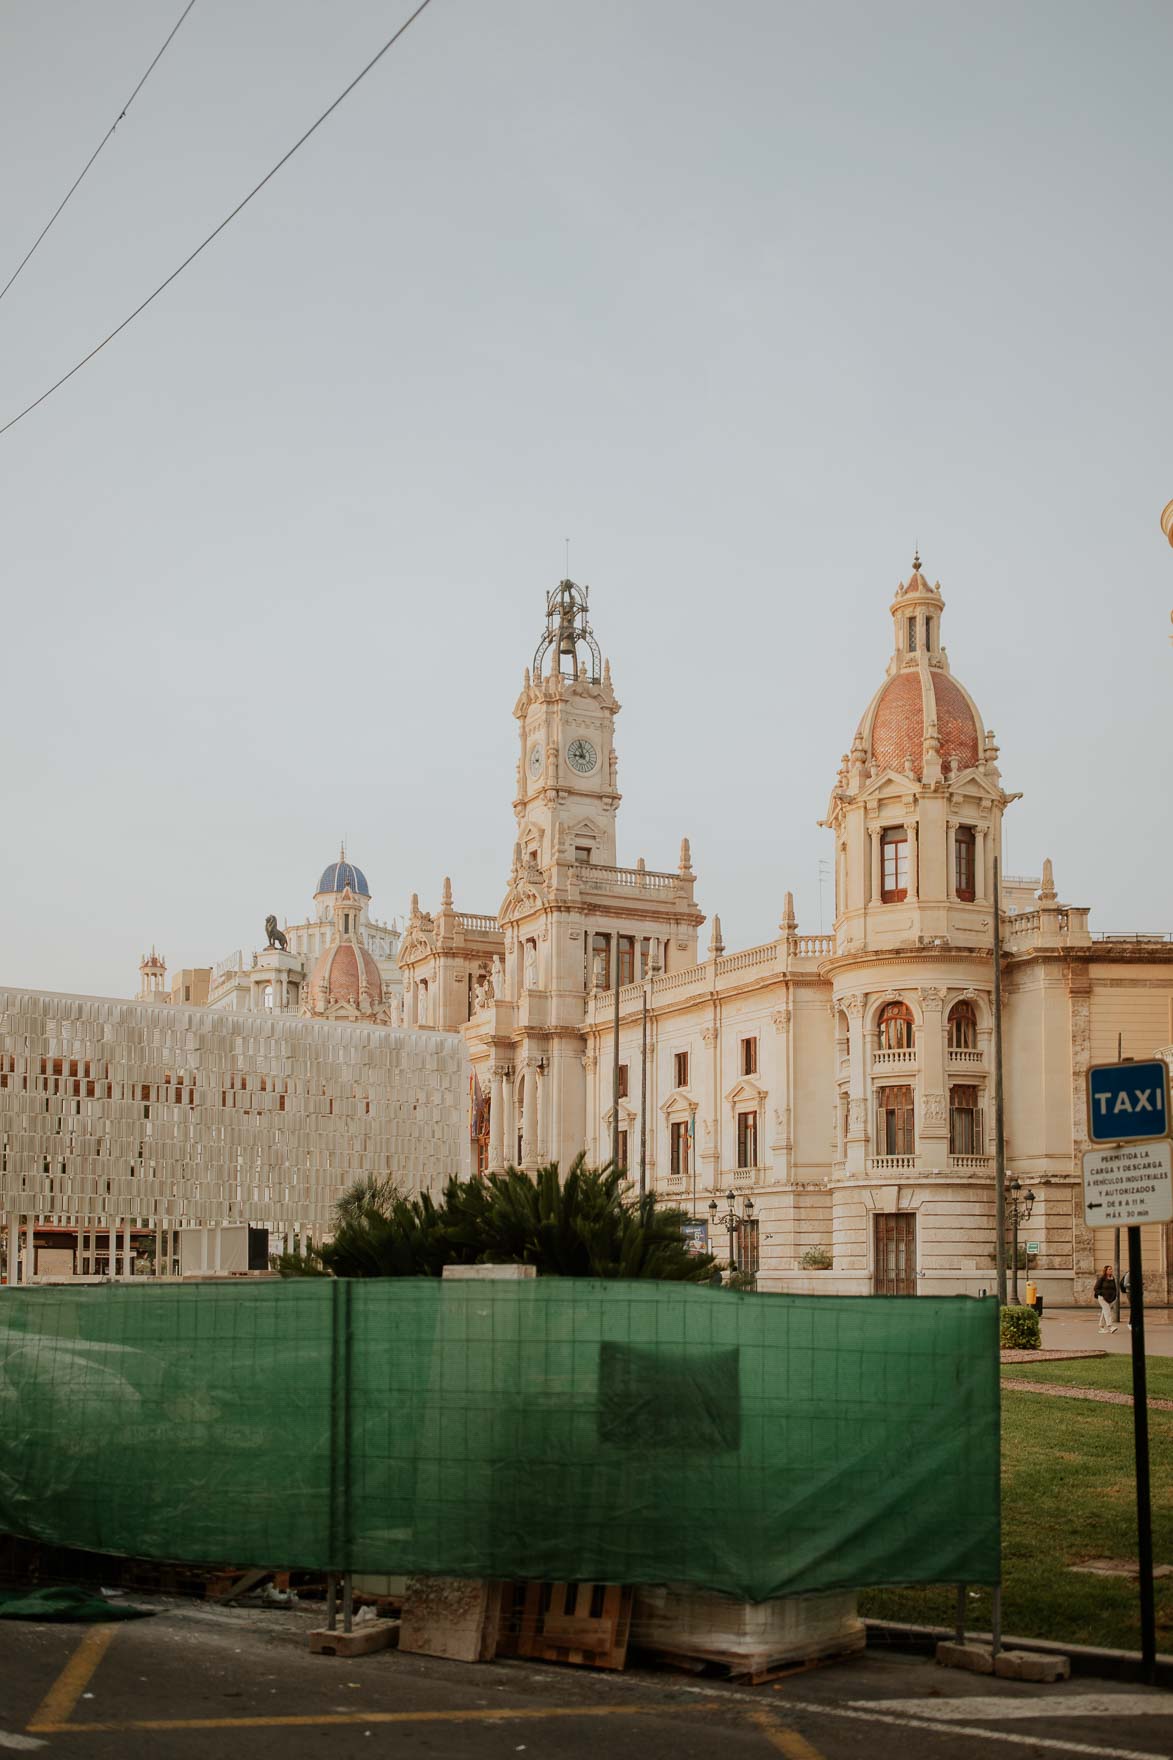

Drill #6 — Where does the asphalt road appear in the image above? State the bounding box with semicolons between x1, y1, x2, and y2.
2;1598;1171;1760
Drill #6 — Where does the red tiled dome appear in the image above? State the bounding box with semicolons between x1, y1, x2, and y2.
309;941;383;1009
868;669;981;778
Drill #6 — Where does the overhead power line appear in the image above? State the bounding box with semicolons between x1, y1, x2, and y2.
0;0;199;308
0;0;436;441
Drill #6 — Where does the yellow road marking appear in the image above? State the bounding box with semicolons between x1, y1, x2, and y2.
35;1700;722;1736
27;1626;119;1732
749;1708;827;1760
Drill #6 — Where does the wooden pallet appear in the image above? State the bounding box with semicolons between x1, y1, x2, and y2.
516;1582;633;1671
634;1624;864;1686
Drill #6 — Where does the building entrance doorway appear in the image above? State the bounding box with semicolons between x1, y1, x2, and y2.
874;1211;916;1295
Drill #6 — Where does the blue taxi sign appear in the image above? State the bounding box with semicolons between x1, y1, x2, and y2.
1086;1059;1170;1145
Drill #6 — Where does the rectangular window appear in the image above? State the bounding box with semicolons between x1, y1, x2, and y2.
617;1063;629;1099
575;846;592;863
591;933;611;990
955;826;976;902
741;1036;757;1076
674;1051;689;1089
617;1129;628;1171
925;616;934;650
949;1084;983;1155
670;1119;689;1176
876;1085;915;1156
617;935;636;987
881;828;909;902
737;1109;758;1169
907;615;917;652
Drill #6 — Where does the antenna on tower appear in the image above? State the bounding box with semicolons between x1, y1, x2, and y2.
818;858;832;933
565;536;570;579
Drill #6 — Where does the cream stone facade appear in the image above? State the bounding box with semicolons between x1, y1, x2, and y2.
0;986;469;1283
400;566;1173;1305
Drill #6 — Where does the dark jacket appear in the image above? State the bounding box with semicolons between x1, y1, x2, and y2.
1094;1273;1118;1302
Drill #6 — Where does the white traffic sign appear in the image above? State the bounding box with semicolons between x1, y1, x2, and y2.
1082;1138;1173;1229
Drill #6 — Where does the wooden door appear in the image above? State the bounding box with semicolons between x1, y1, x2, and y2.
874;1212;917;1295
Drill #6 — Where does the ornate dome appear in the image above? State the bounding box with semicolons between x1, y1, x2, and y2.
867;668;981;778
316;857;370;898
853;555;984;780
308;939;383;1010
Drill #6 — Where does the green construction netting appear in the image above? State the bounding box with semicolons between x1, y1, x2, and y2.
0;1280;999;1599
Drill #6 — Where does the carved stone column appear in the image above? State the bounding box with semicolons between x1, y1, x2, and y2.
843;993;869;1178
701;1024;719;1181
869;824;882;905
918;986;949;1158
488;1065;506;1173
770;1005;792;1183
521;1060;539;1170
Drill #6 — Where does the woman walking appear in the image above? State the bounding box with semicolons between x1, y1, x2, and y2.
1093;1264;1119;1333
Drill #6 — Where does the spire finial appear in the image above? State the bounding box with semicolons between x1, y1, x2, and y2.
912;543;921;573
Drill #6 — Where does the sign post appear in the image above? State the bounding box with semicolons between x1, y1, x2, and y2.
1082;1057;1171;1686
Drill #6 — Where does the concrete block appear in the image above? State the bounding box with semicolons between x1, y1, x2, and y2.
399;1576;501;1662
442;1263;536;1281
935;1640;995;1674
993;1649;1071;1682
308;1619;396;1656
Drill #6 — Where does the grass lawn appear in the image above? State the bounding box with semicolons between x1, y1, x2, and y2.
1002;1354;1173;1400
861;1375;1173;1651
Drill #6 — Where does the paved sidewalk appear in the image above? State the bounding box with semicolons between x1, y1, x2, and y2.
1002;1377;1173;1411
1041;1314;1173;1357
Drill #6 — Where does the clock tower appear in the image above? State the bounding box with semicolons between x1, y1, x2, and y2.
513;580;620;867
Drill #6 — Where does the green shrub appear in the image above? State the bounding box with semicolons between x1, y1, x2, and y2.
1000;1305;1041;1350
800;1245;833;1269
280;1156;717;1283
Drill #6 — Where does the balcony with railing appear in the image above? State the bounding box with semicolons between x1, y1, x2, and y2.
873;1047;917;1070
947;1047;984;1067
574;861;679;892
455;911;500;935
949;1153;991;1170
868;1155;917;1171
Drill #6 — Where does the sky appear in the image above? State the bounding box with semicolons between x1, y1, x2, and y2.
2;0;1171;998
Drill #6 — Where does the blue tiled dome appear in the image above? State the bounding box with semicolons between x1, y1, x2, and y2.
316;859;370;897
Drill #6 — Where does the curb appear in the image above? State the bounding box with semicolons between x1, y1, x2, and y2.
864;1620;1173;1689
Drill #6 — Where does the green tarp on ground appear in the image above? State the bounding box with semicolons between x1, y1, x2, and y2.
0;1586;155;1621
0;1280;999;1599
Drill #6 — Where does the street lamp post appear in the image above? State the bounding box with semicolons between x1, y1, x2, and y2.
708;1189;755;1285
639;947;661;1201
1006;1177;1036;1305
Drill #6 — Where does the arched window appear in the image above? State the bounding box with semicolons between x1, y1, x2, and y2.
948;1000;977;1050
877;1001;915;1050
881;828;909;902
876;1085;914;1156
949;1084;983;1155
955;827;976;902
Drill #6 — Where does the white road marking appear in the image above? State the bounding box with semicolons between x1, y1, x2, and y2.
780;1698;1170;1760
0;1736;46;1752
848;1694;1173;1722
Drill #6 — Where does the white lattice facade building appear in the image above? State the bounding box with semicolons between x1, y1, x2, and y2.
0;988;468;1282
400;569;1173;1303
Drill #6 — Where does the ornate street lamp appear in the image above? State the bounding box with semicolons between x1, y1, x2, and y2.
1007;1176;1037;1304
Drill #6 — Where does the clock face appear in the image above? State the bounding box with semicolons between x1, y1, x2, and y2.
528;743;544;778
567;737;597;775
